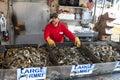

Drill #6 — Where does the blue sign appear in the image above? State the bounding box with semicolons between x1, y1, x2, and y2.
114;61;120;71
17;67;47;80
70;64;95;76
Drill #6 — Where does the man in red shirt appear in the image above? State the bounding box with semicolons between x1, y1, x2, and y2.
44;13;81;47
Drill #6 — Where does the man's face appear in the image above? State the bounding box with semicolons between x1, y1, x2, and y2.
51;17;59;26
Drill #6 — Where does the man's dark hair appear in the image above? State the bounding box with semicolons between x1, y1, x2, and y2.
50;13;58;18
89;0;93;2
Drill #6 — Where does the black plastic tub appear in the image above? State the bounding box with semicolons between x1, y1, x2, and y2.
5;44;38;49
39;42;74;48
39;42;101;64
82;41;120;63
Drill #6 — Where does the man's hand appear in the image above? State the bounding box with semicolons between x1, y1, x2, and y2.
74;37;81;47
47;37;56;47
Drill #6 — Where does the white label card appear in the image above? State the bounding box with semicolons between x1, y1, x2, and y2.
70;64;95;76
114;61;120;71
17;67;47;80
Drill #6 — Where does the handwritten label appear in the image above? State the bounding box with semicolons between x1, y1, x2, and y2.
70;64;95;76
114;61;120;71
17;67;47;80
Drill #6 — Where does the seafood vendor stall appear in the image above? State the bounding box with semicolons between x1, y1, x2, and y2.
0;41;120;80
0;0;120;80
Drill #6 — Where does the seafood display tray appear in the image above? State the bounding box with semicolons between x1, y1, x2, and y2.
0;44;38;69
1;41;120;69
41;42;101;63
53;41;120;64
0;41;120;79
83;41;120;63
3;42;101;69
40;42;95;66
0;62;120;80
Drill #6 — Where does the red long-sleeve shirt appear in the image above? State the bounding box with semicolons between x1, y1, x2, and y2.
44;22;76;43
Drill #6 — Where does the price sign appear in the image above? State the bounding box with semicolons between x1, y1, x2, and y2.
114;61;120;71
17;67;47;80
70;64;95;76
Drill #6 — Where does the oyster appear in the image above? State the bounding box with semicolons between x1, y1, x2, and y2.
4;47;46;69
47;47;92;66
86;44;120;62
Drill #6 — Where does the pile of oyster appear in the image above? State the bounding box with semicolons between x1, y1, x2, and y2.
3;44;120;69
4;47;49;69
3;46;92;69
48;47;92;66
86;44;120;62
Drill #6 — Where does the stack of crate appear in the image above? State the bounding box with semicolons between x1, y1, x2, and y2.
94;12;116;41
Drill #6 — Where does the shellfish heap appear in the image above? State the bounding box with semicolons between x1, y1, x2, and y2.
4;46;93;69
4;47;49;69
86;44;120;62
47;47;92;66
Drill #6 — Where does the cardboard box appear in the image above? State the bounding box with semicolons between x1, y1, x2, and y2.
97;15;114;28
99;34;111;41
102;12;116;21
98;27;113;35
